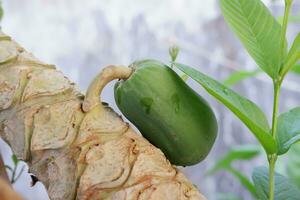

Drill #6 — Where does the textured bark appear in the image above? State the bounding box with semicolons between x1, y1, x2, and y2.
0;31;206;200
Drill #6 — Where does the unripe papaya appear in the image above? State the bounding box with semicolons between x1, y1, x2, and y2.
114;60;218;166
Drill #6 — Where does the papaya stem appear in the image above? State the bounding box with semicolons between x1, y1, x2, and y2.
268;82;280;200
83;65;132;112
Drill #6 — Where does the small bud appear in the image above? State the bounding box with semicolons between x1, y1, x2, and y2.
169;45;180;62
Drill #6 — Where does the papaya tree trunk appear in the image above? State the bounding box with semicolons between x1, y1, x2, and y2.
0;31;206;200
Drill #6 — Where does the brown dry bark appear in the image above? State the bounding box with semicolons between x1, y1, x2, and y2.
0;31;206;200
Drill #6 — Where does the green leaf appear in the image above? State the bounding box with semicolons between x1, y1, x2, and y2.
0;1;3;22
220;0;283;79
11;154;18;166
289;15;300;23
290;64;300;74
278;15;300;24
207;145;260;198
228;167;257;198
276;107;300;155
174;63;277;154
286;142;300;188
281;33;300;77
216;193;243;200
208;145;261;174
223;70;260;86
252;166;300;200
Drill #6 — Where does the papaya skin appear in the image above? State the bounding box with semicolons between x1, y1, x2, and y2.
115;60;218;166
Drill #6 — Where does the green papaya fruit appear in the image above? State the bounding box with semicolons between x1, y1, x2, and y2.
114;60;218;166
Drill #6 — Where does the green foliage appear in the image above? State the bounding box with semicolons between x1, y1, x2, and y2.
286;142;300;188
173;0;300;199
220;0;284;79
223;70;260;86
207;145;260;197
228;167;257;198
291;63;300;74
12;154;18;166
278;15;300;24
174;62;276;154
281;33;300;78
208;145;260;174
216;193;243;200
276;108;300;155
0;1;3;22
4;154;25;184
222;63;300;88
223;63;300;87
252;166;300;200
289;15;300;23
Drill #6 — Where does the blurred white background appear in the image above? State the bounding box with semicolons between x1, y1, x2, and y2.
0;0;299;199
